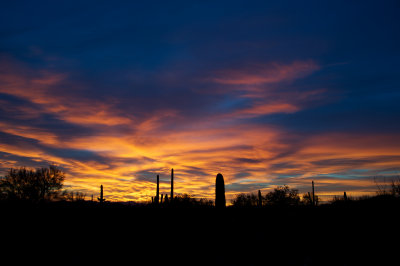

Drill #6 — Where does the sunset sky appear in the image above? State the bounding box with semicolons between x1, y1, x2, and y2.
1;1;399;202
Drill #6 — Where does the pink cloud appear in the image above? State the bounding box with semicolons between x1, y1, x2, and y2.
1;56;399;202
212;60;320;85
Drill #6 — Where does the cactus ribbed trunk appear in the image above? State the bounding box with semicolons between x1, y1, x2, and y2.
215;173;226;208
98;185;105;203
171;168;174;202
312;181;315;206
156;174;160;204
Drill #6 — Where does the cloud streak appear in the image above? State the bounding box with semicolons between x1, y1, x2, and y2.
0;52;399;202
211;61;320;85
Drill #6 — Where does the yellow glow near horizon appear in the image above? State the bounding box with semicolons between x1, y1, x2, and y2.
1;57;399;202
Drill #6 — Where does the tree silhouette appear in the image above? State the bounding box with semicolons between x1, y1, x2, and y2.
0;165;65;202
231;193;258;207
374;176;400;196
264;185;300;206
391;178;400;196
166;194;213;207
171;194;195;207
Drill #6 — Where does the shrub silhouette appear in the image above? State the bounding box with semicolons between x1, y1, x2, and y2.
391;178;400;196
198;198;214;206
171;194;195;207
164;194;169;204
264;185;300;206
74;191;86;202
63;190;87;202
231;193;258;207
0;165;65;202
374;176;400;197
231;185;301;207
302;192;319;206
167;194;213;207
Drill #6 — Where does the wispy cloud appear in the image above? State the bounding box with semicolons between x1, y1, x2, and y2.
211;61;320;85
0;56;399;202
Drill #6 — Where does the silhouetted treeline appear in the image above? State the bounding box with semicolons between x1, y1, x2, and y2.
1;166;399;266
2;192;399;266
231;185;305;207
160;193;214;207
1;165;400;210
0;165;65;202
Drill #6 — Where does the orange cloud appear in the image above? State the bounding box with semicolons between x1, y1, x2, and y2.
212;60;320;85
1;56;399;203
225;102;299;118
0;57;133;127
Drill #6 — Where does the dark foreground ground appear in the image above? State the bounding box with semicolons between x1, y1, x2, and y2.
1;198;399;266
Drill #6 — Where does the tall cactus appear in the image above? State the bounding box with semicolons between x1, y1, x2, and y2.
97;184;106;203
171;168;174;202
307;192;312;205
343;191;348;201
312;181;315;206
258;190;262;207
156;174;160;204
215;173;226;208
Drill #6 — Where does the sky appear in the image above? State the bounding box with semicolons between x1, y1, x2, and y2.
0;0;399;202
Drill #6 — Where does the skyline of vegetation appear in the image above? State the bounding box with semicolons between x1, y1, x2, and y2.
1;165;399;205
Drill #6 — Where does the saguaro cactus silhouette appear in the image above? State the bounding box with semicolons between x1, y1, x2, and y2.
98;185;106;203
171;168;174;202
215;173;226;208
312;181;315;206
164;194;169;204
258;190;262;207
156;174;160;204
